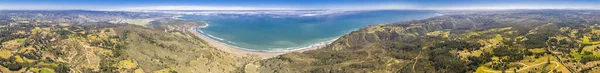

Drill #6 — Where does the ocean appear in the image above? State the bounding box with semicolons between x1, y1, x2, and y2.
178;10;438;52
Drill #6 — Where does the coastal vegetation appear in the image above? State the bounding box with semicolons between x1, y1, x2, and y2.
0;16;255;72
251;10;600;73
2;10;600;73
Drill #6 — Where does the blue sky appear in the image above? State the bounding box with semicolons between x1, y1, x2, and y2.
0;0;598;10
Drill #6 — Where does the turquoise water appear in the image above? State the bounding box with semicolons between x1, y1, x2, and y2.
180;10;437;51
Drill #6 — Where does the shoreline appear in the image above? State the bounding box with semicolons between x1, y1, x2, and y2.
187;26;328;59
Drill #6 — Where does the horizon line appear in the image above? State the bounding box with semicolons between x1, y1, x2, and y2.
1;9;599;11
2;4;599;11
2;8;598;11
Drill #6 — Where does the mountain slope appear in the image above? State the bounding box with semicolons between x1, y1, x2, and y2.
252;10;600;73
3;10;600;73
0;19;256;73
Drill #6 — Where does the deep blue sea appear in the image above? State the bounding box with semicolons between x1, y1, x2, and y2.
178;10;438;51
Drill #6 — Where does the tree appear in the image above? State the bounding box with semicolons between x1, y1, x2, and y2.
547;57;551;64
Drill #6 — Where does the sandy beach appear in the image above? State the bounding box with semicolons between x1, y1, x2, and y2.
187;26;327;59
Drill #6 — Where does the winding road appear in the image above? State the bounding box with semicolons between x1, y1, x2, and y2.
481;61;561;73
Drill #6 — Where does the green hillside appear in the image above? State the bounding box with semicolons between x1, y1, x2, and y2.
251;10;600;73
0;20;256;73
2;10;600;73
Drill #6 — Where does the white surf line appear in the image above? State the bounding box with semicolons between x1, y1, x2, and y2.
194;20;333;53
265;38;338;52
198;22;209;28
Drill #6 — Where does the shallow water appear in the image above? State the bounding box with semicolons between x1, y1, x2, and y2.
180;10;437;51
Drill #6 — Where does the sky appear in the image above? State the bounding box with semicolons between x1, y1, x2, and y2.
0;0;598;10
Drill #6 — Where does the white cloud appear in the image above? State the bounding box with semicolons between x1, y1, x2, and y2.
120;6;296;10
429;5;600;10
117;4;600;11
323;4;420;10
0;3;598;10
0;4;109;10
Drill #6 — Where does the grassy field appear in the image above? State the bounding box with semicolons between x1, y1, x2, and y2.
476;55;568;73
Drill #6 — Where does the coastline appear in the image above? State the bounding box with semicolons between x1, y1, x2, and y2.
187;26;328;59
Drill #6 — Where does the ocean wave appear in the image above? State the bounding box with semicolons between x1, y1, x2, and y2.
197;27;225;41
227;41;237;44
195;27;338;52
265;38;338;52
205;34;225;41
198;22;209;28
196;22;209;33
192;31;262;52
207;35;336;52
215;38;338;53
197;30;204;33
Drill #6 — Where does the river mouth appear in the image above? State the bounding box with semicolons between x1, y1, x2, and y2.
179;10;438;52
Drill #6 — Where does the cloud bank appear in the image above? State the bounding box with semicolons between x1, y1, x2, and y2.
0;3;598;10
118;3;600;10
121;6;295;10
428;5;600;10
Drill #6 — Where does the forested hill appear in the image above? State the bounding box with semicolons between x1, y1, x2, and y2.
2;10;600;73
0;16;255;72
250;10;600;73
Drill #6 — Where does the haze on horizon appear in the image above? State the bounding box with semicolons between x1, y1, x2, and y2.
0;0;598;10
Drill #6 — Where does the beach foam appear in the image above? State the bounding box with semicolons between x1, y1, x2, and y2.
193;20;336;52
266;37;338;52
185;10;437;52
195;27;338;52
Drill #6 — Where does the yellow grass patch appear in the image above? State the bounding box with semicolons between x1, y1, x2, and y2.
426;31;451;38
582;45;600;52
154;68;175;73
458;50;471;60
494;34;503;41
15;38;26;42
555;36;566;41
560;27;570;32
19;46;37;53
134;69;145;73
365;25;403;34
477;55;567;73
0;65;28;73
471;50;483;57
37;62;59;68
29;67;56;73
582;35;600;45
117;59;138;69
15;55;35;64
2;39;24;49
0;50;12;59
